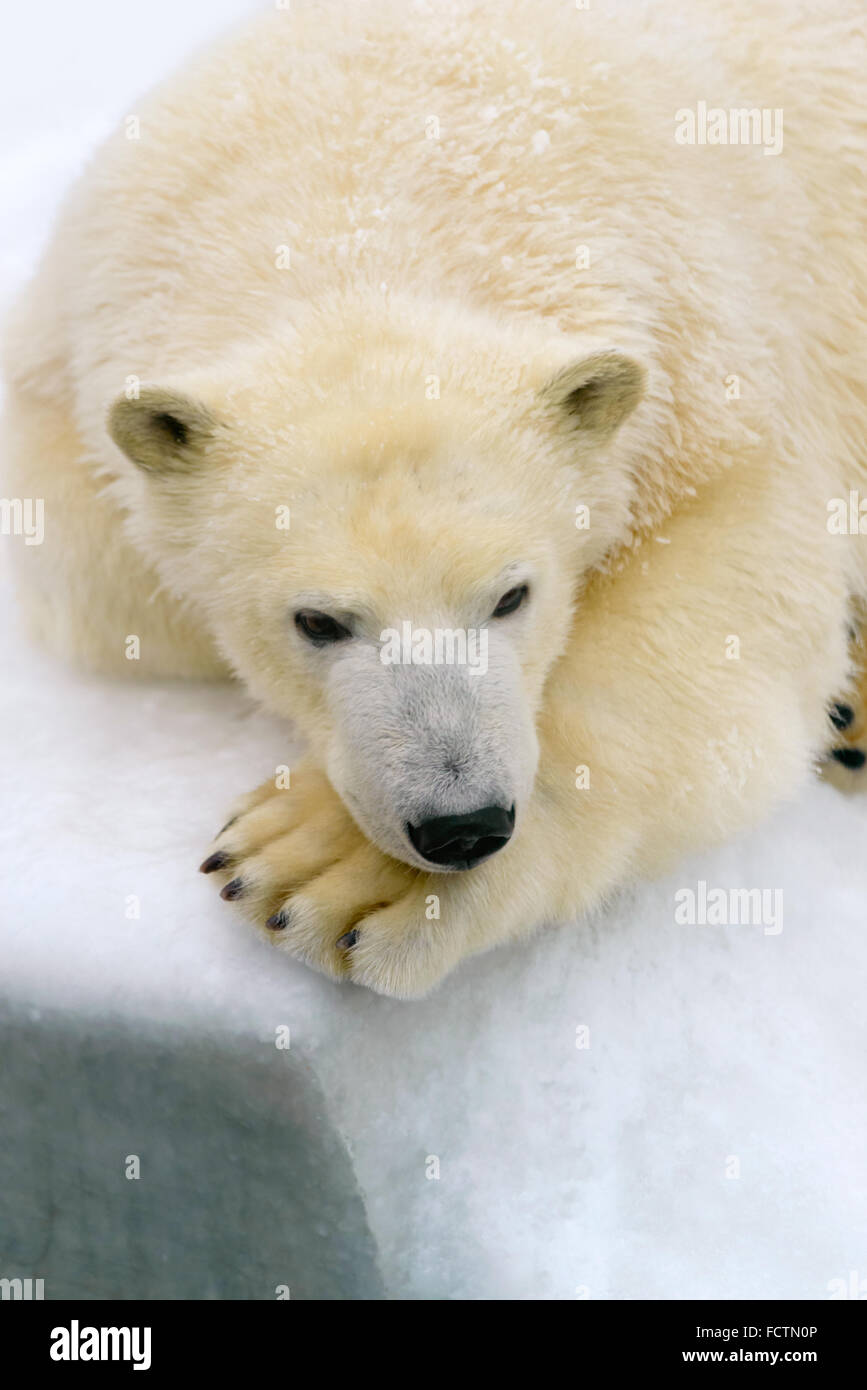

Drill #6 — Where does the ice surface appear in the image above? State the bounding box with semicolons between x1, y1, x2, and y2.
1;0;865;1300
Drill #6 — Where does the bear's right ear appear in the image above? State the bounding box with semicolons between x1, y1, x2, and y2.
540;350;646;442
107;387;220;473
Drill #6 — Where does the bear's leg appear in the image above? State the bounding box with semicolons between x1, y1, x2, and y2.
1;386;228;680
823;606;867;784
198;761;473;996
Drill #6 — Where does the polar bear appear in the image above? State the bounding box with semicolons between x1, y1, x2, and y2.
2;0;865;995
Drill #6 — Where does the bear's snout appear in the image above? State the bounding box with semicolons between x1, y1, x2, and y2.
407;804;515;870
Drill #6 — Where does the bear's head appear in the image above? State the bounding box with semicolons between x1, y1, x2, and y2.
108;296;646;870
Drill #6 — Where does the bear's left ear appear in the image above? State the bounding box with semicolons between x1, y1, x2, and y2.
107;387;220;473
541;350;646;440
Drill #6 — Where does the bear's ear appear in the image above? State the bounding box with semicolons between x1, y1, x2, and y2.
541;350;645;440
107;387;220;473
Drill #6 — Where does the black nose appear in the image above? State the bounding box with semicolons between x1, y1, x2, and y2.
407;805;515;869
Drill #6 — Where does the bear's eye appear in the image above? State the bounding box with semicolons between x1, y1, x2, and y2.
294;609;352;645
491;584;529;618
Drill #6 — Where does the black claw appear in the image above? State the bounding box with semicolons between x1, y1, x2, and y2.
220;877;246;901
266;909;289;931
831;746;866;770
830;703;855;731
200;851;231;874
337;928;360;951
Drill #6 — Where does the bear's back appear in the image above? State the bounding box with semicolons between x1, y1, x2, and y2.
7;0;863;489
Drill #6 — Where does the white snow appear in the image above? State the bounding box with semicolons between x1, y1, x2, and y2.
1;0;866;1300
